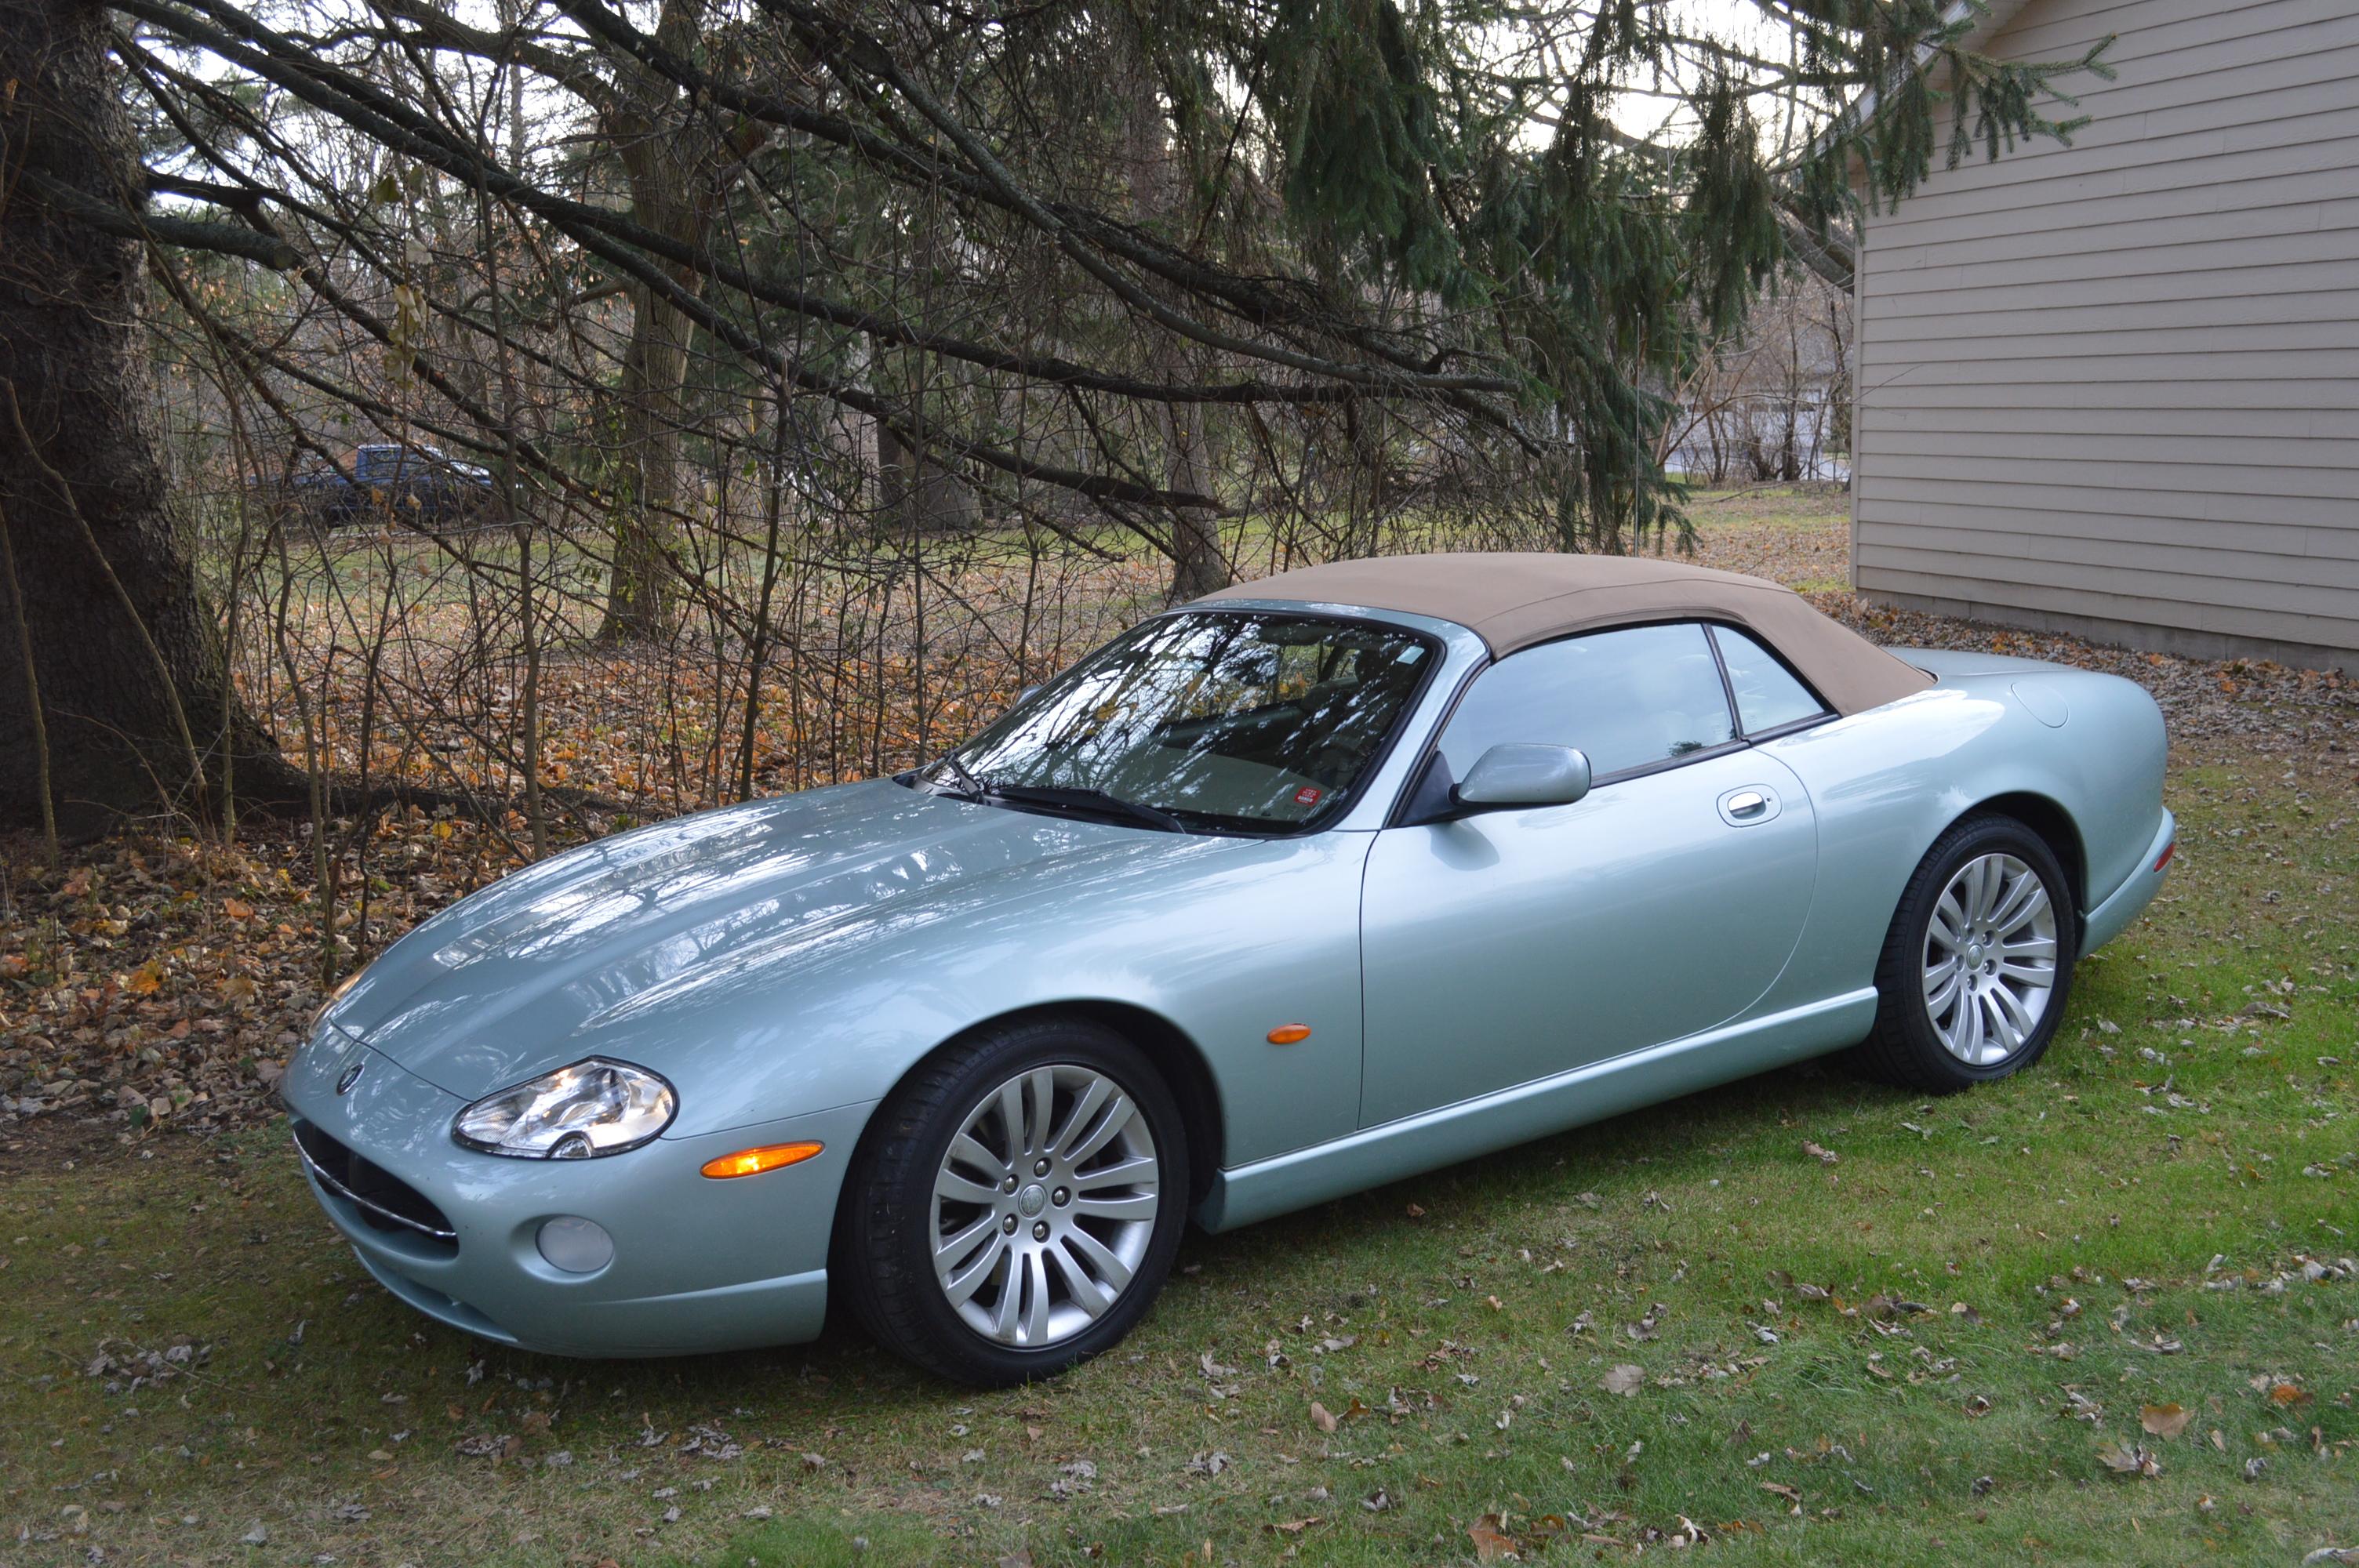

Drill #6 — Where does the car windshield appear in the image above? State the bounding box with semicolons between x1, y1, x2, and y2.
929;611;1435;834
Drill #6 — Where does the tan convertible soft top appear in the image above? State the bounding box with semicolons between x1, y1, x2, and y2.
1194;552;1932;717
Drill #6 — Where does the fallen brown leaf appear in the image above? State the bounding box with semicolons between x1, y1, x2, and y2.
1468;1513;1519;1562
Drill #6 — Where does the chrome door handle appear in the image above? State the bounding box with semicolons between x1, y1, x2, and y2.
1717;786;1781;826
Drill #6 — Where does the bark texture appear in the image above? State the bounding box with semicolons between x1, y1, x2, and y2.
596;255;696;642
0;0;290;836
1117;24;1230;601
593;0;727;644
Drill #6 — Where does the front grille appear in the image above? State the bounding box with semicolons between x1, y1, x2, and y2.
293;1120;458;1247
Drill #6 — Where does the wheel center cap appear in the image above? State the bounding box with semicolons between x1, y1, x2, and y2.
1966;942;1984;965
1016;1183;1049;1218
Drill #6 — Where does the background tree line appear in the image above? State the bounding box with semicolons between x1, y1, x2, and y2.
1;0;2106;851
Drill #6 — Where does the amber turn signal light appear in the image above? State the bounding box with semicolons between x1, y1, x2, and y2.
1266;1024;1313;1045
700;1142;824;1178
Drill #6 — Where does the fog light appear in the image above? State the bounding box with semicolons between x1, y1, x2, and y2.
536;1215;613;1274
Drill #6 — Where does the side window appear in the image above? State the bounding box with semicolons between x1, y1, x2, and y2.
1710;626;1827;735
1437;622;1737;782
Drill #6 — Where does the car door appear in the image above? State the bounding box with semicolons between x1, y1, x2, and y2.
1358;622;1821;1129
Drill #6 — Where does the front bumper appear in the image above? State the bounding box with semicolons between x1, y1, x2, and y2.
282;1027;874;1357
2081;807;2175;955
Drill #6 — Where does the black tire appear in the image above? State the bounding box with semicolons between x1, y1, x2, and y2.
1851;813;2079;1093
836;1017;1191;1386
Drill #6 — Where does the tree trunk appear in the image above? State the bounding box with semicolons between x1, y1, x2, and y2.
595;278;691;642
592;0;716;644
0;0;293;837
876;421;978;535
1115;24;1230;601
1162;400;1227;600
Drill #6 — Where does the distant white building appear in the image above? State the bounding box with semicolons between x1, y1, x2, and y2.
1849;0;2359;673
1664;277;1852;486
1665;390;1849;487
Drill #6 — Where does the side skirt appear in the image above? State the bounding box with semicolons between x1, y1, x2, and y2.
1194;989;1878;1232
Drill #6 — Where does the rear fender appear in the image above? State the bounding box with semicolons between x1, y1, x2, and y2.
1756;668;2165;1011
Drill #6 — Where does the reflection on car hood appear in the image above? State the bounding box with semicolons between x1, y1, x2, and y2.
1901;648;2070;681
329;779;1223;1100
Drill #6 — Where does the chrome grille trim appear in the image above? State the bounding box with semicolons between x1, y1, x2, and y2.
292;1132;458;1243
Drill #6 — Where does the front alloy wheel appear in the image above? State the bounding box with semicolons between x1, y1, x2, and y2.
932;1063;1161;1348
839;1018;1190;1385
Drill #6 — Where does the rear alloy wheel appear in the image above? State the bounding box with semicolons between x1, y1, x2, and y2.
1921;851;2059;1065
1854;815;2078;1092
839;1018;1190;1385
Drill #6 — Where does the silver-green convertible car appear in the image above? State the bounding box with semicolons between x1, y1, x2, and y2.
285;554;2173;1384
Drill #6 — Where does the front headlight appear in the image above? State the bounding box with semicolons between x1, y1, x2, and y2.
453;1059;676;1160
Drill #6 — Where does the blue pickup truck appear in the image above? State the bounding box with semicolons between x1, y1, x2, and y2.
289;444;494;526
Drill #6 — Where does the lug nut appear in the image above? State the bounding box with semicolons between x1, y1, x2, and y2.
1052;1188;1070;1207
1002;1214;1018;1233
1034;1158;1051;1177
1032;1221;1049;1241
1003;1174;1019;1192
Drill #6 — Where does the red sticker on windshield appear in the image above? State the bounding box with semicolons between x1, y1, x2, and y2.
1293;786;1324;806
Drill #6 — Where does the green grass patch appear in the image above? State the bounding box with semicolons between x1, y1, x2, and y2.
2;775;2354;1566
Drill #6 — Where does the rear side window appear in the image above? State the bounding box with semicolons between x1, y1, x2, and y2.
1436;622;1738;782
1710;626;1827;735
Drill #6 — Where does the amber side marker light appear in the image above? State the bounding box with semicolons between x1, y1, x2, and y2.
700;1142;824;1179
1266;1024;1313;1045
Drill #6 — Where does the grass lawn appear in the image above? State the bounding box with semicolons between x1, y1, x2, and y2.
4;492;2356;1566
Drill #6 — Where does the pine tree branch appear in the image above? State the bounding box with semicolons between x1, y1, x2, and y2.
547;0;1501;386
123;0;1513;418
19;167;298;269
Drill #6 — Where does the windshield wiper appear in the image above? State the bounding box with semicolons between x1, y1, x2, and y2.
923;750;994;801
989;783;1192;835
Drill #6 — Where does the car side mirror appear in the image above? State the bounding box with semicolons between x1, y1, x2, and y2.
1452;743;1592;814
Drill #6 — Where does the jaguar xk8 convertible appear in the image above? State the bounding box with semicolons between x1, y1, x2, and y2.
284;554;2173;1384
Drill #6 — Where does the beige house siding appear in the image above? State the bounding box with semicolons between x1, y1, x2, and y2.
1850;0;2359;673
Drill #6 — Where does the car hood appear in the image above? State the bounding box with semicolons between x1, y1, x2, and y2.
328;779;1231;1102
